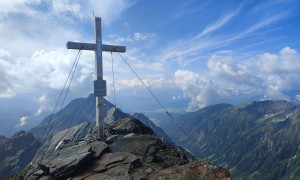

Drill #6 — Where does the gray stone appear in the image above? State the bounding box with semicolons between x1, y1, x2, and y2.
89;141;109;158
33;170;44;176
110;118;154;135
90;152;140;173
109;134;188;166
71;152;140;179
105;135;119;144
49;152;93;178
36;135;108;178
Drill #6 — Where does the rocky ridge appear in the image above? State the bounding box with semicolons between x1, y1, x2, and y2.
17;117;230;180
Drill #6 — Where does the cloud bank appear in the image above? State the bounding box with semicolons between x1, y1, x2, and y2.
175;47;300;108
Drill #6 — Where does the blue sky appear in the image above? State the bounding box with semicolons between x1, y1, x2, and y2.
0;0;300;134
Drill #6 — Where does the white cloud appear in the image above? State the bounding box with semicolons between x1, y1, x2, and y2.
0;48;95;114
133;33;156;41
0;0;134;112
295;95;300;103
0;0;40;16
0;50;15;98
16;116;28;127
197;8;240;37
112;77;174;91
175;47;300;108
34;94;49;116
109;32;156;43
134;61;163;71
86;0;136;24
51;0;82;18
175;70;221;108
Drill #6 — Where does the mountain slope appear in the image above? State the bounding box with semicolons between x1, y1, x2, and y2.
0;131;40;179
162;100;300;179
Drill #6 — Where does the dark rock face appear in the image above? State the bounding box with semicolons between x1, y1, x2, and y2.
132;113;175;145
0;131;40;180
17;118;230;180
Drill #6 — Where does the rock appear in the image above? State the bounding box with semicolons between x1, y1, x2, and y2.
110;118;154;135
89;141;109;158
109;134;188;166
147;160;231;180
105;135;119;144
19;126;109;179
90;152;140;172
40;140;109;179
48;152;93;178
70;152;140;180
132;113;175;145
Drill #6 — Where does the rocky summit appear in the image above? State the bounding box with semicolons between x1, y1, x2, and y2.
15;117;230;180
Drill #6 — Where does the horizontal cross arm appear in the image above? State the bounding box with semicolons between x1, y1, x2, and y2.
67;42;126;53
66;41;96;51
102;44;126;53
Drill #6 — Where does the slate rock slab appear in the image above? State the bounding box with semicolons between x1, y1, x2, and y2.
39;140;108;179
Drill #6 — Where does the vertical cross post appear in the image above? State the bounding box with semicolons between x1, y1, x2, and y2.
66;17;126;139
95;17;105;139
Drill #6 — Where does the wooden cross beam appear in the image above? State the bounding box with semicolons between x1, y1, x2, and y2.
66;17;126;139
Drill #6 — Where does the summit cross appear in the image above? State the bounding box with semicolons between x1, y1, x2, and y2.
66;17;126;139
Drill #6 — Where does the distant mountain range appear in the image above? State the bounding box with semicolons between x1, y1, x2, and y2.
2;93;300;179
161;100;300;179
